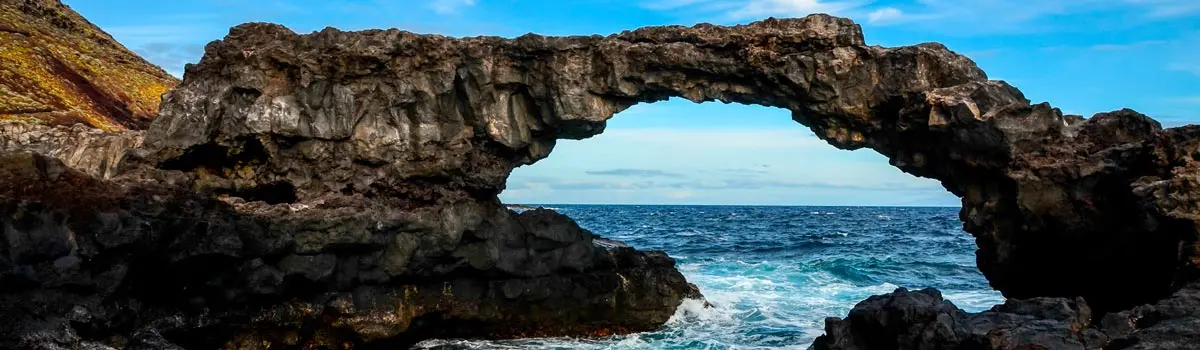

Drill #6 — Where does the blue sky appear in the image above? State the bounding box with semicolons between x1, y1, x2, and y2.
67;0;1200;206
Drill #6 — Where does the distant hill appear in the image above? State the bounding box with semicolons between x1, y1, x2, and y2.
0;0;178;130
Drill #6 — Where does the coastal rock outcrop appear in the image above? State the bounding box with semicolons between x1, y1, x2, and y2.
4;7;1200;350
813;284;1200;349
0;151;699;349
0;0;178;130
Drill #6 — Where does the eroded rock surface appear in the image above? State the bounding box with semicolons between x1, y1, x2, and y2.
814;284;1200;350
0;122;142;178
4;12;1200;350
146;15;1200;314
0;151;698;349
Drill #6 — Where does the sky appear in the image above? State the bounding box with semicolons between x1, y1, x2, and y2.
65;0;1200;206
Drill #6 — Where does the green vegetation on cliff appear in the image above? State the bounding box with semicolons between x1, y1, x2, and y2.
0;0;178;130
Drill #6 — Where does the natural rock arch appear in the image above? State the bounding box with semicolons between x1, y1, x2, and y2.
146;15;1198;316
8;12;1199;349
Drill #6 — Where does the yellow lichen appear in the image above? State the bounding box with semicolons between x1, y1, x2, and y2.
0;2;179;130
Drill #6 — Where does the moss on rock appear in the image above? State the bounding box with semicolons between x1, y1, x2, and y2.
0;0;178;130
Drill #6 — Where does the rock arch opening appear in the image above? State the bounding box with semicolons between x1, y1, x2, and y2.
492;97;1000;347
501;98;956;207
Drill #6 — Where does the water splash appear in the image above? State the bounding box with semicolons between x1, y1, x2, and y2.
415;206;1003;349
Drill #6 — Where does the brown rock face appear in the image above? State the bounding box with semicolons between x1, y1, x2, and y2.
0;0;178;130
4;13;1200;350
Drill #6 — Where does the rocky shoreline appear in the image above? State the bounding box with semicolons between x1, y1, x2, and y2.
815;283;1200;349
3;1;1200;348
0;144;700;349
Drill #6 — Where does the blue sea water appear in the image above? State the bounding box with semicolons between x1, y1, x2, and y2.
415;205;1004;349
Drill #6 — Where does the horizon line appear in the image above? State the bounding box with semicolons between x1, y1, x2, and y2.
505;203;962;208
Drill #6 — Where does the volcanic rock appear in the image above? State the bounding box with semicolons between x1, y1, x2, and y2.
0;151;700;349
0;0;178;130
814;284;1200;350
4;10;1200;350
146;15;1200;314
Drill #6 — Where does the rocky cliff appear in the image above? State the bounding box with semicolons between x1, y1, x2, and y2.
3;11;1200;350
0;0;178;130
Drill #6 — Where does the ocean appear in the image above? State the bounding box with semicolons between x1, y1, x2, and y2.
414;205;1004;349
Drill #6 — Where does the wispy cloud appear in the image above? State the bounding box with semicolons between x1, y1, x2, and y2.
646;0;1197;33
431;0;477;14
641;0;864;20
866;7;903;24
1126;0;1200;17
1170;62;1200;76
586;169;688;178
726;0;863;20
103;24;211;45
713;168;771;175
510;177;944;192
1089;39;1170;51
1166;96;1200;104
132;43;206;78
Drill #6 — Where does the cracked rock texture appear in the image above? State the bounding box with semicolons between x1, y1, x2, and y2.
3;10;1200;350
814;284;1200;350
149;15;1199;314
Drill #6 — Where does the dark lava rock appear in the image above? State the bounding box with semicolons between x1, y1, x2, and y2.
4;9;1200;350
0;152;701;349
815;284;1200;350
141;14;1200;316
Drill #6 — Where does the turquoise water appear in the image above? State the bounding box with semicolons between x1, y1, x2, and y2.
415;205;1003;349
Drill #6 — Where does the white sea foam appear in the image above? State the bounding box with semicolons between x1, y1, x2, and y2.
414;206;1000;349
942;289;1006;312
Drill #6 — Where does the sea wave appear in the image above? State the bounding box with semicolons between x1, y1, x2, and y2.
422;205;1002;349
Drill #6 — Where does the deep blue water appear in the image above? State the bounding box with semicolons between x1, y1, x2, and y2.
415;205;1003;349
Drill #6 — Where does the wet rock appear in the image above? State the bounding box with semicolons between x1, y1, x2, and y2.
1101;283;1200;350
814;288;1102;350
817;284;1200;350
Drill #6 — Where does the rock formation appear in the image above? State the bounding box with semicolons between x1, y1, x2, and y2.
149;16;1198;315
0;148;700;349
0;0;178;130
3;8;1200;350
814;284;1200;349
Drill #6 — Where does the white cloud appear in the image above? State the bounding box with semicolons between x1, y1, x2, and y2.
1124;0;1200;17
642;0;714;10
103;24;209;45
1089;39;1170;51
430;0;477;14
640;0;864;20
727;0;864;19
1167;96;1200;104
646;0;1197;32
1170;63;1200;76
866;7;903;23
